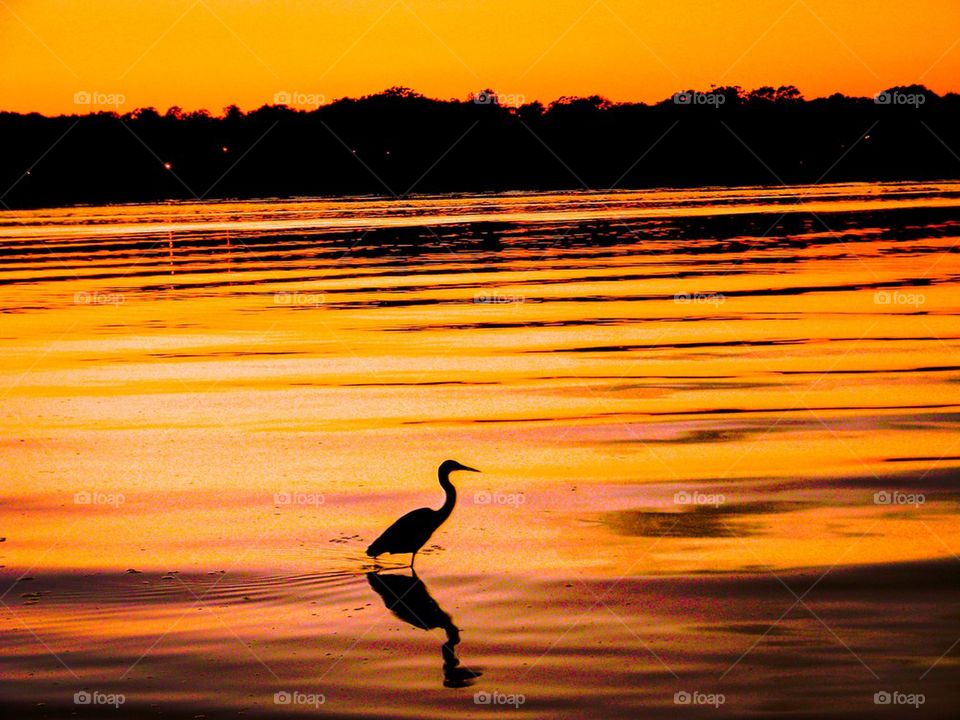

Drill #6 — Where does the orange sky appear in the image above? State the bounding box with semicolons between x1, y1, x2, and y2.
1;0;958;115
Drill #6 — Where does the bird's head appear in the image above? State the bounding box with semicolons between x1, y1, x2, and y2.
439;459;481;475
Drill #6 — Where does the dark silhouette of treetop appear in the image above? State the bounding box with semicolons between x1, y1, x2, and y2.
1;85;957;207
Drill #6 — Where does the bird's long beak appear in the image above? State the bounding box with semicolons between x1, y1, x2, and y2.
459;464;481;473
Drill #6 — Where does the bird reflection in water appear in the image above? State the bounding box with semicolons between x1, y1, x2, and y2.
367;570;482;688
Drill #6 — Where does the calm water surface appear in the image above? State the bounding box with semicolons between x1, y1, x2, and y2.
1;182;958;717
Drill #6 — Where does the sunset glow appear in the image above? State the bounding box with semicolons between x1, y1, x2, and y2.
3;2;960;718
2;0;959;114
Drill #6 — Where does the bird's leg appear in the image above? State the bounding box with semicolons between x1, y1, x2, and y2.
410;551;417;569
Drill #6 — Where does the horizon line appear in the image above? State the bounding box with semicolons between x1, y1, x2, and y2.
2;83;955;120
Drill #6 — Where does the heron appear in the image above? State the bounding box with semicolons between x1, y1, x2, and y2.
366;460;480;567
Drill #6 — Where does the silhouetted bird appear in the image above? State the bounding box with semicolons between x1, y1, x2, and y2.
366;460;479;567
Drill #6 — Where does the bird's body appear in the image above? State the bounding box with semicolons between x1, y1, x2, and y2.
367;507;442;557
366;460;479;567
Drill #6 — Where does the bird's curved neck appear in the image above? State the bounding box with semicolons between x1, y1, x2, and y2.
437;470;457;521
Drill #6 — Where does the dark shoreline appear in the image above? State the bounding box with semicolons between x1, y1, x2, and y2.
2;85;959;210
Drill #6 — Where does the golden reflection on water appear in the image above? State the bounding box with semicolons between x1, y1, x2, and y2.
2;182;959;577
3;182;960;717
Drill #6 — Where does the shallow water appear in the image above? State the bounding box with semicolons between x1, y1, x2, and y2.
1;182;959;717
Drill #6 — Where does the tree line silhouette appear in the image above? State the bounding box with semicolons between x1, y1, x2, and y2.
1;85;958;208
